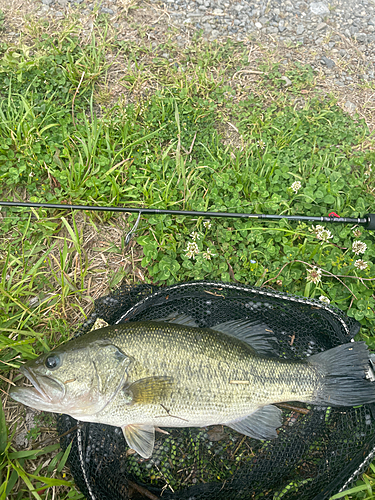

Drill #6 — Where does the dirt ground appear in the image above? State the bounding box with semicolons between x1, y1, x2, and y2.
0;0;374;494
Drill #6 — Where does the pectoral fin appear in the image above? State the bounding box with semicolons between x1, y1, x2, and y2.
122;424;155;458
226;405;282;440
124;376;174;405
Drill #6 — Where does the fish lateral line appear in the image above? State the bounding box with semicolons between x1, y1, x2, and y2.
230;380;250;384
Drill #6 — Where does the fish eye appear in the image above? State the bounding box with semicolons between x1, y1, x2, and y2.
45;354;61;370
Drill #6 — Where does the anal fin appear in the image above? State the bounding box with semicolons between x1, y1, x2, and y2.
226;405;282;440
122;424;155;458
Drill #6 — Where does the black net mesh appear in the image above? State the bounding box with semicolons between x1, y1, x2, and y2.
57;281;375;500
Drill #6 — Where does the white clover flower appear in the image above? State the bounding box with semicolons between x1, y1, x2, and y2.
190;231;201;241
352;240;367;255
310;225;333;244
306;266;322;284
202;248;216;260
319;295;330;305
291;181;301;194
257;139;265;149
311;225;325;235
29;172;35;177
364;164;372;177
185;241;199;259
353;228;362;238
203;221;211;229
316;228;333;244
354;259;368;270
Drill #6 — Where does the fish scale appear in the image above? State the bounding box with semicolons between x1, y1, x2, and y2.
10;318;375;458
96;323;317;426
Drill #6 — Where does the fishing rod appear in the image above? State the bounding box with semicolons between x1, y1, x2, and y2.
0;201;374;243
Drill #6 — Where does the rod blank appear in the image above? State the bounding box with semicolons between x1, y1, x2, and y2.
0;201;373;229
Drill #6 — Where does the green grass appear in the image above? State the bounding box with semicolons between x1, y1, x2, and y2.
0;12;375;500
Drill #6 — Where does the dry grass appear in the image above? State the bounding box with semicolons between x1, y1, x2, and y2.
0;2;374;497
5;0;373;136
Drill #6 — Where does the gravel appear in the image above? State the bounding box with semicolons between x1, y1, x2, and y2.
148;0;375;57
34;0;375;60
34;0;375;50
14;0;374;122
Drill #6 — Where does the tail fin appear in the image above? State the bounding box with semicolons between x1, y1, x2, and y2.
309;342;375;406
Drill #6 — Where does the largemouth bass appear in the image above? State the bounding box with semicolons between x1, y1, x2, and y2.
10;316;375;458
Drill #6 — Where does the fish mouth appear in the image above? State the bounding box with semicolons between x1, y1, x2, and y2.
20;366;52;402
9;366;65;411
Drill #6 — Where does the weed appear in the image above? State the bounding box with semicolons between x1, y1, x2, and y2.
0;10;374;500
0;398;77;499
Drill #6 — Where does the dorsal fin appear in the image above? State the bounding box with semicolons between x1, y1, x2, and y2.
152;313;198;328
212;319;279;356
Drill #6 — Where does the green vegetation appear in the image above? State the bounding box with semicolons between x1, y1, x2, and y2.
0;11;374;500
126;427;264;489
0;396;77;500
